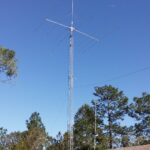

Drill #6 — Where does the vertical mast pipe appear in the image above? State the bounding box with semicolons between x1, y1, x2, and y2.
68;27;74;150
68;0;74;150
71;0;74;25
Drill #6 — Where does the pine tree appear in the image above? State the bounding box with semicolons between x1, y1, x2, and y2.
93;85;128;149
129;93;150;145
74;104;104;150
0;47;17;78
26;112;47;150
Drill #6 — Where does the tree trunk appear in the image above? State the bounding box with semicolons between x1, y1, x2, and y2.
108;114;113;149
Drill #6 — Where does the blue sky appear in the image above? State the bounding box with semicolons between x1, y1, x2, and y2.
0;0;150;137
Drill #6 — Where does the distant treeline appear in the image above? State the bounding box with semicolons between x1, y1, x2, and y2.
0;85;150;150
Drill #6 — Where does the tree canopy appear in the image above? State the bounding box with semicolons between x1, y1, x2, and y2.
0;85;149;149
129;93;150;145
93;85;128;149
0;47;17;78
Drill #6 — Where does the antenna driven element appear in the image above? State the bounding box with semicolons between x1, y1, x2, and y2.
46;18;70;29
46;18;99;42
75;29;99;42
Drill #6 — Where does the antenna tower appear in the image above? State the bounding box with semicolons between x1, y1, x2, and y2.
46;0;99;150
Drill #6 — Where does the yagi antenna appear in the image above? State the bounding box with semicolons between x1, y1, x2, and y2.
46;0;99;150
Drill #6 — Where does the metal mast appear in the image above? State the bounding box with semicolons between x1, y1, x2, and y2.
46;1;99;149
68;0;74;149
94;100;97;150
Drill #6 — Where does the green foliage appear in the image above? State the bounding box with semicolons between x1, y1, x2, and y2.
93;85;128;149
129;93;150;145
46;132;69;150
74;104;104;150
5;131;27;150
0;127;7;149
0;89;150;149
0;127;7;136
74;104;94;149
62;132;69;150
26;112;45;131
26;112;47;150
0;47;17;78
